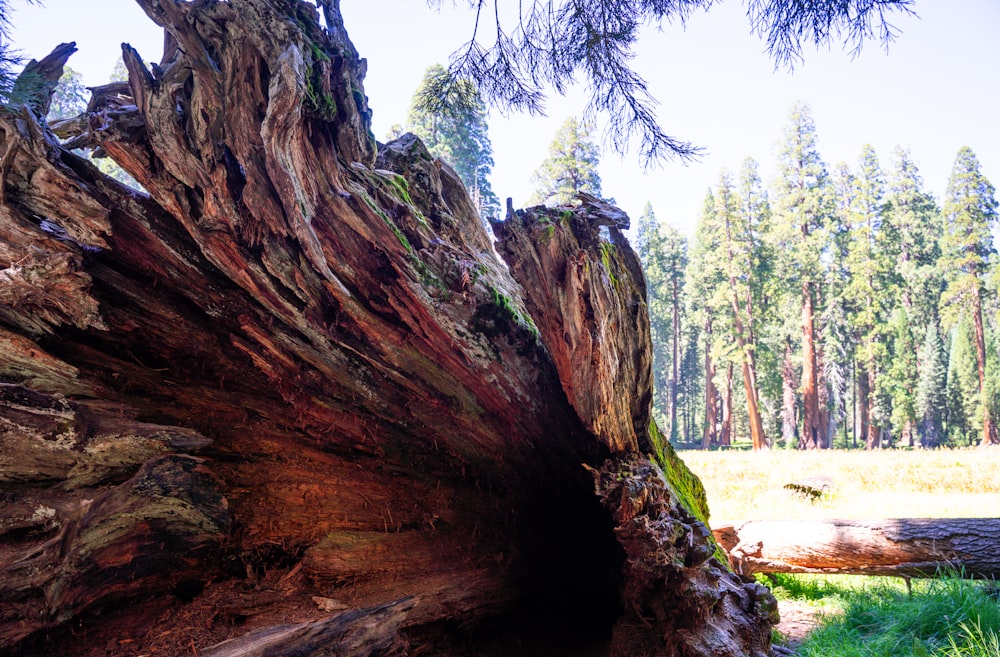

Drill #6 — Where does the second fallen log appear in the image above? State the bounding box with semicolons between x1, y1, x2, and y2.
713;518;1000;578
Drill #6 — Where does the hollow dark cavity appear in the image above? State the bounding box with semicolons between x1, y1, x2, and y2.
403;469;627;656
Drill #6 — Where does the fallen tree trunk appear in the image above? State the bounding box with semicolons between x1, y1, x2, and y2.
0;1;775;655
714;518;1000;578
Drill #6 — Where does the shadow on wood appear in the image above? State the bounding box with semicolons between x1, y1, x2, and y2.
714;518;1000;578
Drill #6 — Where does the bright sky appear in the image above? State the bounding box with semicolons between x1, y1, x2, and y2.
9;1;1000;237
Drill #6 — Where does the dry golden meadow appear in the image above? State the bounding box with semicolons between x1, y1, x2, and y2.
678;447;1000;524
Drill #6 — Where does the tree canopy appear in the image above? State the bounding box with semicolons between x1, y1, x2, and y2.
528;116;602;206
48;66;86;120
0;0;921;166
405;64;500;221
434;0;916;165
637;103;998;451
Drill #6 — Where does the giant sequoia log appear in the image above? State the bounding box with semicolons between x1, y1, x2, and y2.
715;519;1000;578
0;1;776;655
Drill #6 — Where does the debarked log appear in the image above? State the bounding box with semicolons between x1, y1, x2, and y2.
713;518;1000;578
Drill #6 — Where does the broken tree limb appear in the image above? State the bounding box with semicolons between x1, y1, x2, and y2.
713;518;1000;578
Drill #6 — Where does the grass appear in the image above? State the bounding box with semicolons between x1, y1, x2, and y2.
677;448;1000;522
766;573;1000;657
678;448;1000;655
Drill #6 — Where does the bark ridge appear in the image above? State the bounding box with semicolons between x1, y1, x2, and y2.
0;1;775;655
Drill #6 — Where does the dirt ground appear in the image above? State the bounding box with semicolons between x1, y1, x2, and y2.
776;599;829;652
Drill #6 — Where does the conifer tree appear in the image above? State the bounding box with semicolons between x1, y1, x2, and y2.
940;147;999;445
49;66;87;120
916;320;947;447
529;117;602;206
826;162;856;445
406;64;500;220
884;147;942;325
679;315;704;444
946;321;981;446
884;307;918;444
712;167;770;449
688;190;724;447
841;145;895;447
880;148;943;444
771;102;832;449
109;57;128;83
635;202;687;441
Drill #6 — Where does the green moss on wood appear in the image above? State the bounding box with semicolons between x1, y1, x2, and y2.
472;285;539;341
599;242;619;287
361;191;413;254
647;421;729;564
648;421;709;525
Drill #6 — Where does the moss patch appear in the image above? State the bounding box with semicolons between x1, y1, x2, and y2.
472;286;539;343
384;173;413;205
599;242;619;287
361;191;413;253
649;421;710;526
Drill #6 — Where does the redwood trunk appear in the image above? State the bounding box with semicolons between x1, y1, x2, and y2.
800;282;823;449
0;2;775;656
724;217;766;450
740;355;768;450
971;290;999;445
714;518;1000;579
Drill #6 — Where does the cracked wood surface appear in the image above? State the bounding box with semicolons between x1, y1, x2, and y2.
0;1;776;655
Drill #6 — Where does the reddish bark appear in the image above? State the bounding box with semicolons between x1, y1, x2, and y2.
720;208;767;450
971;290;999;445
0;1;775;655
799;282;823;449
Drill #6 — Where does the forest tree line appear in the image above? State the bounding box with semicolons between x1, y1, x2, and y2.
636;102;999;450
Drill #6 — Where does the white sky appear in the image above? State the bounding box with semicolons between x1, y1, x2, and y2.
9;0;1000;237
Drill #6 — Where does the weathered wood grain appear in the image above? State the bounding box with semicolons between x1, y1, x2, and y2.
714;518;1000;578
0;1;777;655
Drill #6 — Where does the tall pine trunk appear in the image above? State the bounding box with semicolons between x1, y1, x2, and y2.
702;318;718;449
720;363;734;447
971;290;999;445
670;277;680;441
724;213;767;450
800;282;823;449
738;348;768;450
781;341;798;447
865;368;880;449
